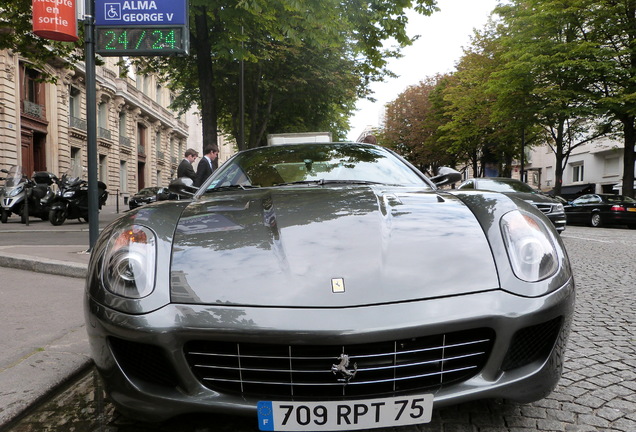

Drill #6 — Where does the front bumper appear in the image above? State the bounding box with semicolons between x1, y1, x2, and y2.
547;213;567;232
85;279;575;422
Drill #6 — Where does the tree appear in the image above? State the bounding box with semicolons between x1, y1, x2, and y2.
141;0;440;150
2;0;439;150
381;75;454;172
493;0;614;196
581;0;636;198
0;0;83;79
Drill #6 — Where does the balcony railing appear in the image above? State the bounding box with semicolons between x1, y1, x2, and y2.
98;127;112;140
23;100;44;118
70;116;87;131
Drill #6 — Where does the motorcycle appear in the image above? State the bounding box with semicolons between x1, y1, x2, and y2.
48;165;108;226
1;166;58;224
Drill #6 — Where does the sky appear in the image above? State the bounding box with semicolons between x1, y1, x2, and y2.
346;0;500;141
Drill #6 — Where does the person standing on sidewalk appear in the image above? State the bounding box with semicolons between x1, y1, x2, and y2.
177;148;199;183
194;144;219;187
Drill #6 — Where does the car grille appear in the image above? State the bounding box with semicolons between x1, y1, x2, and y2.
184;328;494;399
533;203;555;214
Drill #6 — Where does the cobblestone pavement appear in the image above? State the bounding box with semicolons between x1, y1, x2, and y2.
6;226;636;432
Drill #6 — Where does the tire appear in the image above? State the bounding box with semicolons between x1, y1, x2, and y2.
49;209;67;226
0;210;7;223
590;212;602;227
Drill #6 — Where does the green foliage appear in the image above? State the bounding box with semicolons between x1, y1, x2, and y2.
137;0;438;149
0;0;83;80
381;75;454;171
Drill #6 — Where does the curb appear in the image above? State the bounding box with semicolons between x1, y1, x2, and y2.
0;254;87;279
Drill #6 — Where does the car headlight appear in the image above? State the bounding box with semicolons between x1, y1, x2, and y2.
554;203;564;213
101;225;156;298
501;210;559;282
9;185;23;197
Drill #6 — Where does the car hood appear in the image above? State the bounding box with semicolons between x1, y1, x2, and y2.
170;186;499;307
502;191;557;205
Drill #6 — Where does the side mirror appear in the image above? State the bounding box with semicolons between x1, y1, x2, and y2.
169;178;198;197
430;167;462;187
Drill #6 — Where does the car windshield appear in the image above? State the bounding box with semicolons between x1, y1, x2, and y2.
477;179;536;193
202;143;429;192
138;187;160;196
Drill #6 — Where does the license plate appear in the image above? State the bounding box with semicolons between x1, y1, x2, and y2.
257;394;433;431
627;207;636;212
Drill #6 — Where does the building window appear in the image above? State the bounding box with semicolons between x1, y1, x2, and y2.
572;164;584;183
137;124;146;155
71;147;81;169
24;68;40;103
99;155;108;183
120;160;128;193
98;102;111;139
119;111;126;137
604;156;620;176
69;86;81;118
156;84;162;104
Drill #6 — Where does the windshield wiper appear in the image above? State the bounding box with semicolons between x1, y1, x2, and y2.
275;179;326;186
275;179;385;186
206;184;260;192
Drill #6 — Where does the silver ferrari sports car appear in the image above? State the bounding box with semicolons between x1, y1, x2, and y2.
85;142;574;430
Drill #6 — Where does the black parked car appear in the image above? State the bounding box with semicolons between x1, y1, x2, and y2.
128;186;176;210
457;177;567;233
564;193;636;228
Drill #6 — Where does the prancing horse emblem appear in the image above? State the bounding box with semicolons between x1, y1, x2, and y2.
331;354;357;383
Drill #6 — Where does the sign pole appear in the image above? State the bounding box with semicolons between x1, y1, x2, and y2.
85;0;100;250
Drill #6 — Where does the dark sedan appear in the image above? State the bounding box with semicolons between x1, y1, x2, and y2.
565;193;636;228
128;186;176;210
457;177;567;233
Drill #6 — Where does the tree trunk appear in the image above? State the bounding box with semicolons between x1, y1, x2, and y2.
621;115;635;198
193;7;218;149
552;121;566;197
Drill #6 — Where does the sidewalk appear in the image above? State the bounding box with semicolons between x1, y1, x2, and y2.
0;204;124;277
0;205;124;429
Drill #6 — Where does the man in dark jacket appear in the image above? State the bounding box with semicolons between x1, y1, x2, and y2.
177;148;198;183
194;144;219;187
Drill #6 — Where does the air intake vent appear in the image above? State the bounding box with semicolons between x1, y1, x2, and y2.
184;328;494;399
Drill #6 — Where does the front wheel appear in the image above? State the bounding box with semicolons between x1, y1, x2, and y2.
0;209;8;223
590;212;602;227
49;208;67;226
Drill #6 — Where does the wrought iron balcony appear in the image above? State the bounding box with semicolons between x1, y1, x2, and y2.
70;116;87;131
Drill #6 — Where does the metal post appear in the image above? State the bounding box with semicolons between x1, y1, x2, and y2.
24;185;30;226
116;188;119;213
238;25;245;150
85;0;99;250
520;126;525;183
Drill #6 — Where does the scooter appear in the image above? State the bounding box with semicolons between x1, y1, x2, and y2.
48;166;108;226
1;166;58;224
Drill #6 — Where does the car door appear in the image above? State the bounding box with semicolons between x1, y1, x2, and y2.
567;195;592;223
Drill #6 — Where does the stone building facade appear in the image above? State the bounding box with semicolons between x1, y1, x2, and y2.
0;49;193;205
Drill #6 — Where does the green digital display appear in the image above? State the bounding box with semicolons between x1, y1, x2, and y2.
96;27;188;56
